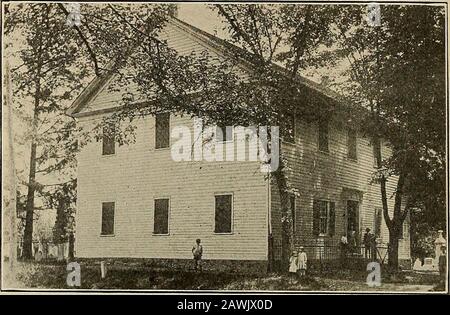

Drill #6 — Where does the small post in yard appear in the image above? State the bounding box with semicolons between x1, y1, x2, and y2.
101;261;107;279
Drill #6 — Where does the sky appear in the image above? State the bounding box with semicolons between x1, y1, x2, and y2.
178;4;224;36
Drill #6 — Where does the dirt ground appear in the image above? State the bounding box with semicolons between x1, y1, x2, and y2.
2;261;445;292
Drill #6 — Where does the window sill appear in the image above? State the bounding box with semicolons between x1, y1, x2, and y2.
216;139;234;144
318;149;329;155
100;234;115;237
152;233;170;236
101;153;116;157
154;146;170;151
214;232;234;235
347;157;358;163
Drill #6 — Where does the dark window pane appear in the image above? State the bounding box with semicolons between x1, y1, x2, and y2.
102;125;115;155
318;120;329;152
216;124;233;142
101;202;115;235
347;128;357;160
215;194;232;233
154;199;169;234
318;200;328;234
155;113;170;149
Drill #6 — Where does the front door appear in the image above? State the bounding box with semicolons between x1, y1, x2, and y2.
347;200;360;248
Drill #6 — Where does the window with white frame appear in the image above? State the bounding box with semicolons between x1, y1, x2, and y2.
313;199;335;237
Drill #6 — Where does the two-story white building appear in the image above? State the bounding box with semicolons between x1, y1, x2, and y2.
68;17;411;273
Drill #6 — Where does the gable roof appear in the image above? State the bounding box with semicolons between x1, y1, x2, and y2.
67;17;342;118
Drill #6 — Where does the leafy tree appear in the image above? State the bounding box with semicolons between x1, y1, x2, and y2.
331;5;445;269
4;3;89;259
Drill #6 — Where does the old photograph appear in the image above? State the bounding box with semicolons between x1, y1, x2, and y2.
1;1;448;295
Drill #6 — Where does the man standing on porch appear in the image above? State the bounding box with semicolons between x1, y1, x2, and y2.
363;228;373;259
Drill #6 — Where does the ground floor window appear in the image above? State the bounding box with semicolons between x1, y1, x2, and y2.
214;194;233;233
313;199;335;237
154;198;170;235
101;202;115;235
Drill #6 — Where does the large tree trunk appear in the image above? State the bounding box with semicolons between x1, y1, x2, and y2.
272;157;293;271
22;141;37;259
388;229;400;270
21;64;41;260
377;139;407;271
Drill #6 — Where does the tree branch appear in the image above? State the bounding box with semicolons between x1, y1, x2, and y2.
57;3;101;76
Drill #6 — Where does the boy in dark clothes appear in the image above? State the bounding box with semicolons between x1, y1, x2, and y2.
192;239;203;272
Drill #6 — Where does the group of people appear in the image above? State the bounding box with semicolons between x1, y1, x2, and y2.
339;228;378;265
289;246;308;277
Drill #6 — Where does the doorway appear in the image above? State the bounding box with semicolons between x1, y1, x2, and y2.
347;200;360;249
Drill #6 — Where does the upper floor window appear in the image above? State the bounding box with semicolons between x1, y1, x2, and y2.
318;120;329;152
214;194;233;233
155;112;170;149
347;128;357;160
102;124;115;155
216;124;233;142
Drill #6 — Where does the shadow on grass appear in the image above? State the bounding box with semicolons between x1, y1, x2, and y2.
10;261;442;291
12;261;324;291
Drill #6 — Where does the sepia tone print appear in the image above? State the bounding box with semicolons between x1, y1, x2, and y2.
1;1;448;293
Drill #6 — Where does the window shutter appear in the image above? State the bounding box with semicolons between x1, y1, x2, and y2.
328;202;336;236
312;200;320;237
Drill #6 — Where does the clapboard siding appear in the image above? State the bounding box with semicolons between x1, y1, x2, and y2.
271;116;411;261
79;20;246;115
76;114;269;260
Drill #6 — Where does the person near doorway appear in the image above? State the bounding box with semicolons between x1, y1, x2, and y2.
370;233;378;261
363;228;373;259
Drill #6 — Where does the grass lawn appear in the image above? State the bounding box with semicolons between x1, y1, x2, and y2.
2;261;445;292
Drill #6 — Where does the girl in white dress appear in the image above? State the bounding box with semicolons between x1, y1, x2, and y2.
289;250;299;275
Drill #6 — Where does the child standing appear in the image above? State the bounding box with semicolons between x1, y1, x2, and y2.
289;250;299;276
297;246;307;277
192;239;203;272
